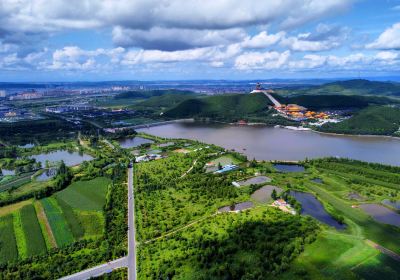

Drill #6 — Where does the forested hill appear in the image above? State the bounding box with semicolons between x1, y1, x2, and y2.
276;79;400;97
163;92;272;119
318;106;400;136
115;89;196;99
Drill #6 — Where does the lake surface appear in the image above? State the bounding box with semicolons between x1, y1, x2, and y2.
1;169;15;176
36;168;57;181
274;164;305;173
118;137;154;148
218;201;254;212
237;176;271;186
30;150;93;167
360;204;400;227
290;191;345;229
382;199;400;210
251;185;282;203
138;122;400;166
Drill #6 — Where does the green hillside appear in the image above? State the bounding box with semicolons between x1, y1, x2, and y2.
164;92;272;119
318;106;400;135
131;93;198;112
277;79;400;97
115;89;195;99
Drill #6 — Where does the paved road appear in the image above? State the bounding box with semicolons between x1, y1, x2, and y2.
127;165;137;280
366;239;400;262
59;165;137;280
59;257;128;280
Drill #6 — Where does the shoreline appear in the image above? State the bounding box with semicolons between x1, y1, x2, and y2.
133;118;400;140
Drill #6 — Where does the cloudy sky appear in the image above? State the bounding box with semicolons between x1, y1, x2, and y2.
1;0;400;81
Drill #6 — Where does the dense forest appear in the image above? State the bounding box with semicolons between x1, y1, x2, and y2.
115;89;195;99
163;92;273;120
276;79;400;97
138;207;319;279
318;106;400;136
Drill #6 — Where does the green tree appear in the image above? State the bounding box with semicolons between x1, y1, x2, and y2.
271;189;277;200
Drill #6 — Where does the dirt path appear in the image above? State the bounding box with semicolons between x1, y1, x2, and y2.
365;239;400;262
180;159;198;178
144;213;217;244
34;201;57;249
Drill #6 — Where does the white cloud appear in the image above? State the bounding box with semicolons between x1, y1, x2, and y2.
392;5;400;11
234;50;290;70
45;46;123;70
0;0;354;52
366;23;400;50
241;31;285;49
375;51;398;61
280;24;348;51
112;26;246;51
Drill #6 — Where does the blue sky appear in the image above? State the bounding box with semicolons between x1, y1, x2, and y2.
0;0;399;81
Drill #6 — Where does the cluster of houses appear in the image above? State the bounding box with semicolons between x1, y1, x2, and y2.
135;153;164;163
272;199;296;215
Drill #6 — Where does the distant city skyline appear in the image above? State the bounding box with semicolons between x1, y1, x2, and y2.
0;0;400;81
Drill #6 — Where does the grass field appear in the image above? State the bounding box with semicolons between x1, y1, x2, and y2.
305;182;400;254
353;253;400;280
41;197;74;247
0;200;32;217
281;230;399;280
20;204;47;256
55;196;84;239
76;211;104;238
0;215;18;263
12;210;27;258
55;177;110;211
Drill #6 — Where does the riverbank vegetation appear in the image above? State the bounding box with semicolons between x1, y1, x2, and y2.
318;106;400;136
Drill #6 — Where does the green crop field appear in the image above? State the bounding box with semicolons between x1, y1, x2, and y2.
55;177;111;211
76;211;104;237
0;215;18;263
20;204;47;256
41;197;74;247
13;210;27;258
55;196;84;239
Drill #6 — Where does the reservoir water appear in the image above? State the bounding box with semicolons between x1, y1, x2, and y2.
138;122;400;166
118;136;154;148
290;191;345;229
30;150;93;167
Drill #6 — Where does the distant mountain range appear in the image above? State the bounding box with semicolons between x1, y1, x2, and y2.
276;79;400;97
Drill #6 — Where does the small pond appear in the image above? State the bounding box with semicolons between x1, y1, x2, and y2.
1;169;15;176
36;168;57;181
218;201;254;212
311;178;323;184
360;204;400;227
251;185;283;203
274;164;305;173
158;142;175;147
382;199;400;210
237;176;272;186
290;191;346;229
30;150;93;167
18;143;35;148
118;137;154;148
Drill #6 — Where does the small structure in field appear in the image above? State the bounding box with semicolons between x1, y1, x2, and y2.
272;199;296;215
